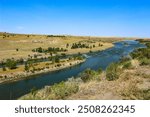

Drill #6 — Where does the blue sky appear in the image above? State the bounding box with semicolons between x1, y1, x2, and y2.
0;0;150;37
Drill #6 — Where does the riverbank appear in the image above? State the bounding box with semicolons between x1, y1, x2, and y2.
0;43;114;84
0;59;85;84
19;60;150;100
0;37;115;84
0;32;116;84
19;40;150;100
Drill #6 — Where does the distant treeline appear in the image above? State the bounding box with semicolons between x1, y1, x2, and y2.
0;32;66;38
47;35;66;37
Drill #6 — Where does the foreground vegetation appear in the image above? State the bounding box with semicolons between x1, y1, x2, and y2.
20;40;150;100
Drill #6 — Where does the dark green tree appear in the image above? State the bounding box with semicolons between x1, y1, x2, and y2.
5;59;17;69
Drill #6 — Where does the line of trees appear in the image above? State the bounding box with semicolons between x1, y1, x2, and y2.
32;47;67;53
2;59;17;70
47;35;66;38
71;43;89;49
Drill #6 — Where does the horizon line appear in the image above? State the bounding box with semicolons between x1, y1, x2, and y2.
0;31;150;39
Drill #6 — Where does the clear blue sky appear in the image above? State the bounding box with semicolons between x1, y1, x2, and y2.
0;0;150;37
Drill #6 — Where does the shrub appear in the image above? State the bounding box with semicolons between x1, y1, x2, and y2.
80;68;98;82
30;87;37;96
61;53;66;57
145;42;150;48
106;63;121;81
122;61;132;69
73;55;84;60
119;56;131;63
66;43;69;48
51;81;79;99
139;58;150;66
97;68;103;74
56;64;61;67
2;66;6;71
24;64;30;71
130;48;150;59
44;86;51;94
89;50;93;53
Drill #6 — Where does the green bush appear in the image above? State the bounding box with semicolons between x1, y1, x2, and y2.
145;42;150;48
2;66;6;71
122;61;132;69
139;58;150;66
130;47;150;59
106;63;121;81
119;56;131;63
97;68;103;74
51;81;79;99
5;59;17;69
24;64;30;71
80;68;98;82
30;87;37;96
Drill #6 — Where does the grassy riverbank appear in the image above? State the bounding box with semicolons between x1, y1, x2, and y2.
19;39;150;100
0;59;85;84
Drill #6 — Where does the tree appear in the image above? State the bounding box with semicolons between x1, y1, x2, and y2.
50;52;53;56
36;47;43;53
55;56;60;63
52;57;55;64
5;59;17;69
2;66;6;71
24;64;30;71
66;43;69;48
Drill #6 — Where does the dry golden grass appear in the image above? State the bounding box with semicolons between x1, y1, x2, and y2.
18;57;150;100
0;32;135;61
67;65;150;100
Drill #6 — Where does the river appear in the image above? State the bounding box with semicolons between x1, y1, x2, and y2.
0;40;145;99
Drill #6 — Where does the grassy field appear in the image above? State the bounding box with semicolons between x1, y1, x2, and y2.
0;32;136;61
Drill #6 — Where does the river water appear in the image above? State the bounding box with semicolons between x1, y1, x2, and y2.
0;40;145;99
